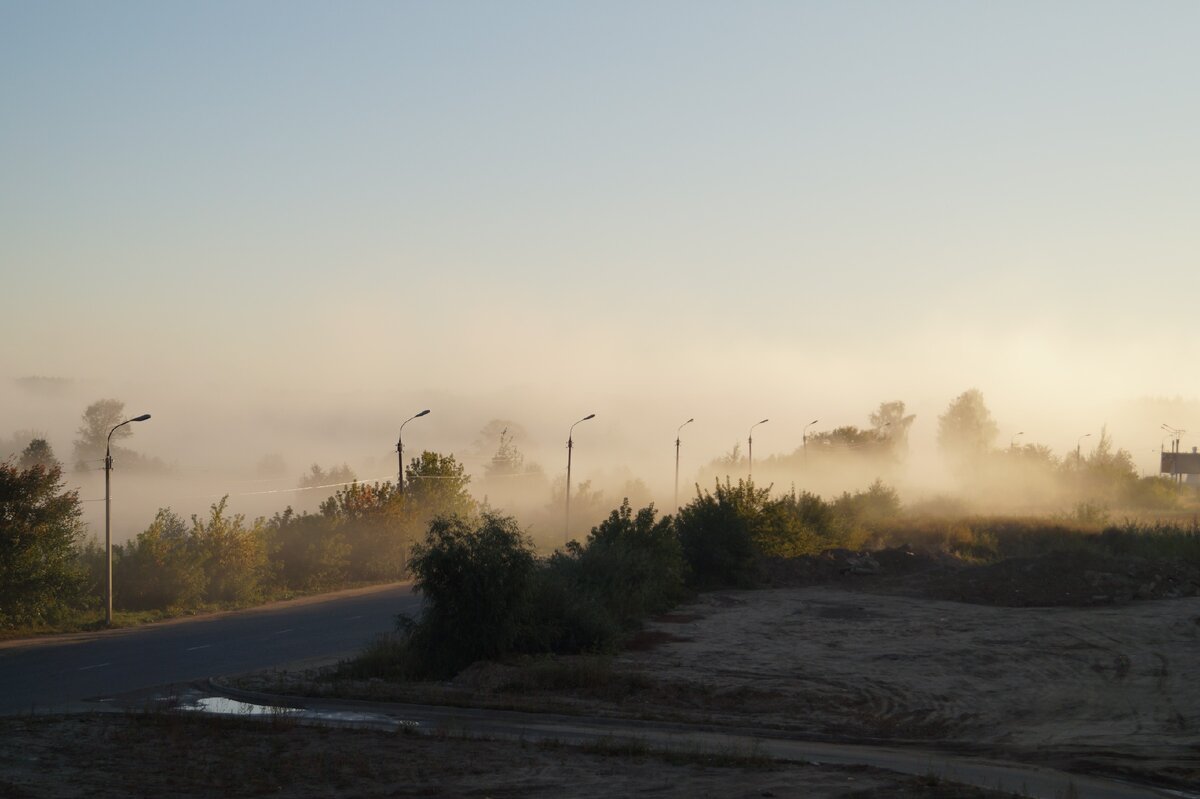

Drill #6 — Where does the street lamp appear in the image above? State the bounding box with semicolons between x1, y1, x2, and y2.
105;413;151;626
1075;433;1091;464
1162;424;1185;483
674;418;694;515
1010;432;1025;449
565;413;595;543
397;409;431;495
748;418;768;480
803;419;819;459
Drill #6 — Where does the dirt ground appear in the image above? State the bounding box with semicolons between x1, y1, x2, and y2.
0;713;1017;799
269;579;1200;792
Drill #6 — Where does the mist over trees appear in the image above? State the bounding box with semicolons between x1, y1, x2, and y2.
937;389;999;468
4;382;1200;632
73;399;129;470
298;463;357;490
19;439;58;471
71;398;167;473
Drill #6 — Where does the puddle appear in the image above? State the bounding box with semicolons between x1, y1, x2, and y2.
169;691;418;732
181;696;302;716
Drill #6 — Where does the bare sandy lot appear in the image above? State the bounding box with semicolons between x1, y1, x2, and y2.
225;583;1200;792
499;588;1200;789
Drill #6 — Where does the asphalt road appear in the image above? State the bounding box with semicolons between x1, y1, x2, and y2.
0;583;417;715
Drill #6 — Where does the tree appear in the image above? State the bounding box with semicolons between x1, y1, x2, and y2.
405;451;475;521
73;399;129;469
937;389;998;467
806;425;886;452
298;463;357;489
0;461;87;627
319;481;407;580
484;427;527;478
1080;425;1139;501
0;429;46;461
870;401;916;453
19;439;58;471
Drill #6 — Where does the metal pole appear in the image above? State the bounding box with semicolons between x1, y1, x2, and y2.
674;418;693;515
397;409;431;497
565;414;595;544
674;435;680;513
103;413;150;626
104;446;112;626
565;435;573;543
748;419;768;481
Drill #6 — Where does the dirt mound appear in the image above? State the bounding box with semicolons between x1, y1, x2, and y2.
915;550;1200;607
762;547;1200;607
760;545;956;587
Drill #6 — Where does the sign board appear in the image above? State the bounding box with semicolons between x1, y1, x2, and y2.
1161;452;1200;475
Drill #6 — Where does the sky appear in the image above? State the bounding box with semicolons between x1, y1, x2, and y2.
2;1;1199;527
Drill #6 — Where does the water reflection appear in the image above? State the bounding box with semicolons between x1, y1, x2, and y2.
174;692;417;731
182;696;301;716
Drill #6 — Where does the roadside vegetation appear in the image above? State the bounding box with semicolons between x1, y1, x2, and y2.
4;389;1200;637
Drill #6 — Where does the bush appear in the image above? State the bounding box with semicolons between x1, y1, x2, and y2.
115;508;205;610
524;500;685;655
676;479;768;589
406;512;537;677
572;500;685;625
266;508;350;591
191;497;268;605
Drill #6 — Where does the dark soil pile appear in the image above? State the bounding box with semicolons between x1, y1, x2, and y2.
762;547;1200;607
913;550;1200;607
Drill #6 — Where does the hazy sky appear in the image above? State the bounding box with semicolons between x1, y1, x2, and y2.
3;1;1199;499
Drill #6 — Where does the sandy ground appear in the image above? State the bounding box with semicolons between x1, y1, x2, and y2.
295;587;1199;790
0;713;1017;799
589;589;1199;788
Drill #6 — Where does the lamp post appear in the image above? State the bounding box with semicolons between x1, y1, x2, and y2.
674;418;694;515
1010;432;1025;450
397;409;431;495
565;413;595;543
1162;424;1185;483
748;418;768;480
1076;433;1091;465
105;413;151;626
803;419;819;460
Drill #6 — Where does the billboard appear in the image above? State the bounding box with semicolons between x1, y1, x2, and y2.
1161;452;1200;475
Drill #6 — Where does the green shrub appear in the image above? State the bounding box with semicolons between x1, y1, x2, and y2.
266;508;349;591
115;508;204;610
406;512;537;676
572;500;685;625
521;558;624;655
676;479;768;589
191;497;268;605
